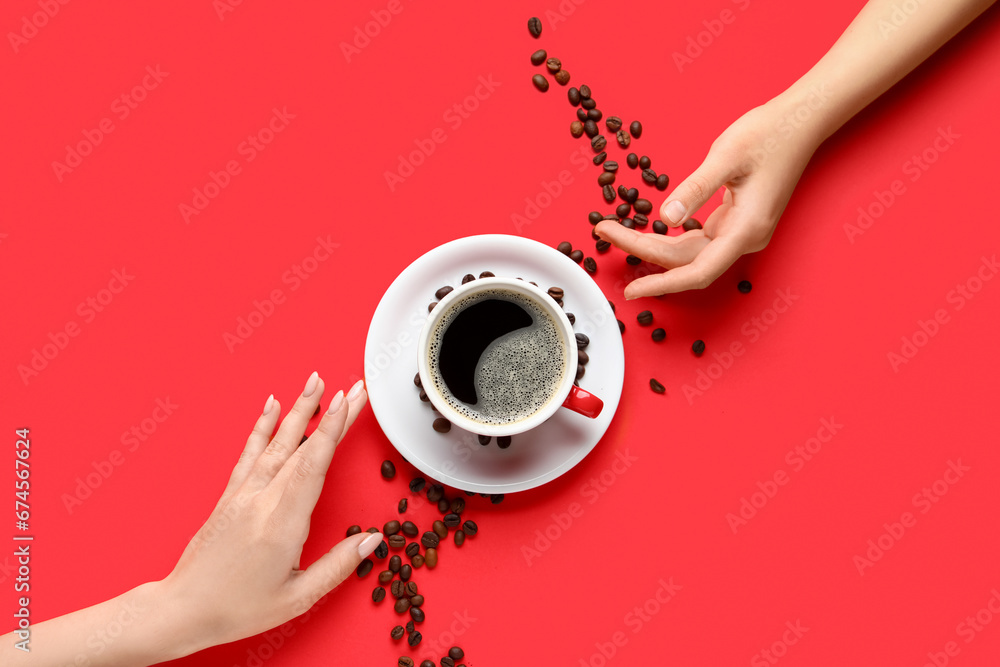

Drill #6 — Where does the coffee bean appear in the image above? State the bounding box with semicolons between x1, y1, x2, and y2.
570;121;584;138
530;49;547;66
581;97;596;110
432;418;451;433
556;241;573;256
554;69;571;85
410;594;425;607
450;647;465;660
419;661;433;667
393;595;409;613
597;171;615;187
576;107;588;122
583;119;598;138
398;657;413;667
567;312;576;324
602;185;616;202
617;185;629;200
606;116;623;132
614;203;630;218
641;168;656;185
584;256;597;274
629;120;642;138
569;249;584;263
406;620;415;633
633;213;648;226
356;559;373;578
437;498;449;513
568;87;581;106
462;520;478;536
379;569;393;583
627;153;639;168
591;135;606;152
588;108;603;122
548;287;565;301
381;460;396;479
692;340;705;356
479;271;494;278
392;580;404;598
634;199;653;214
430;520;448;539
656;174;669;191
461;273;475;284
616;129;631;148
625;188;638;203
367;526;379;533
621;218;635;230
389;555;401;572
682;218;703;231
383;520;401;536
406;581;418;596
650;378;665;394
653;220;668;234
637;310;653;325
578;349;589;365
603;161;619;173
576;365;585;380
738;280;752;294
608;300;616;313
545;57;561;73
392;625;405;640
490;493;505;504
639;155;651;169
652;328;666;342
400;564;412;581
411;554;425;568
528;16;542;37
626;254;641;265
573;333;589;350
405;539;420;555
588;211;603;225
409;477;426;493
478;434;491;446
444;513;461;528
408;630;422;647
389;535;406;549
595;240;611;253
593;151;607;165
346;524;362;537
375;540;389;559
451;497;465;514
413;372;422;388
427;301;437;312
421;531;440;549
531;74;549;92
618;319;626;333
441;659;455;667
424;548;438;568
579;84;591;98
373;586;386;603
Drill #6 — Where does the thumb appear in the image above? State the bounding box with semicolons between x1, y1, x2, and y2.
293;531;382;606
660;156;731;228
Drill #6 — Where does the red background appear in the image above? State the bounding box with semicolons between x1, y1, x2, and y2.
4;0;1000;665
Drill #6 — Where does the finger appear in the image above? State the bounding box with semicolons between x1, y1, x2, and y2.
222;394;281;499
342;380;367;432
659;157;732;228
245;371;325;492
624;235;745;298
290;532;383;610
596;221;710;268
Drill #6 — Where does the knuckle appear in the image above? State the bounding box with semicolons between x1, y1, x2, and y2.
685;174;713;203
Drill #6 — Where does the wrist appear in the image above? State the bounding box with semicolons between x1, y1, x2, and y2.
769;77;842;150
127;580;212;664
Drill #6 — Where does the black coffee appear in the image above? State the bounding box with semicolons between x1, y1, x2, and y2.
428;288;565;425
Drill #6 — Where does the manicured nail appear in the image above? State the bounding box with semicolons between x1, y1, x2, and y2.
664;200;687;225
262;394;275;416
358;532;383;558
302;371;319;397
326;390;345;415
347;379;365;401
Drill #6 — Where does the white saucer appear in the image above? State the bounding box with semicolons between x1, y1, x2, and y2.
364;234;624;493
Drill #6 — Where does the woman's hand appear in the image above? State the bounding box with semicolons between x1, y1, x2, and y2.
597;95;820;299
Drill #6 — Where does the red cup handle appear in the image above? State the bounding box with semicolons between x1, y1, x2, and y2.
562;385;604;419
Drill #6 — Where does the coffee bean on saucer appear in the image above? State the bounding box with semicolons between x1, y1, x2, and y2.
656;174;669;190
579;84;591;98
602;185;615;202
626;254;640;265
479;271;494;278
490;494;505;504
588;108;603;122
652;328;666;342
621;218;635;229
555;70;571;85
639;155;651;169
616;130;630;148
356;559;373;578
437;498;449;513
547;287;564;299
381;461;396;479
450;648;465;661
650;378;666;394
531;74;548;92
424;548;438;568
597;171;615;186
478;434;491;446
591;135;607;152
566;312;576;324
432;418;451;433
682;218;703;231
692;340;706;356
373;586;386;603
629;120;642;138
584;256;597;274
576;365;585;380
408;630;422;647
418;389;429;404
461;273;475;284
576;107;588;122
428;302;437;312
593;151;607;165
581;97;596;110
574;332;590;349
570;121;584;138
641;168;656;185
391;625;405;640
379;569;393;583
738;280;753;293
411;554;425;568
653;220;668;234
627;153;639;168
633;213;648;227
462;520;478;536
625;188;638;203
451;497;465;514
557;241;572;255
584;120;598;138
413;372;421;388
606;116;623;132
634;199;653;214
528;16;542;37
409;477;426;493
596;239;611;253
545;57;561;73
578;349;589;365
530;49;546;65
398;498;408;513
568;87;581;105
400;564;412;581
588;211;603;225
347;525;362;537
618;319;626;333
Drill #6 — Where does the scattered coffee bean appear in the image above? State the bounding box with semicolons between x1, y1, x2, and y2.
427;302;437;312
413;372;421;387
576;365;585;380
381;460;396;479
639;155;651;169
738;280;752;294
425;548;438;568
625;188;638;203
626;153;639;168
576;108;589;122
406;581;418;596
637;310;653;325
399;657;414;667
531;74;548;92
650;378;666;394
579;84;591;98
405;539;420;555
591;135;607;152
596;239;611;253
530;49;546;66
629;120;642;138
450;647;465;660
356;559;373;578
384;520;401;536
373;586;386;603
583;119;598;138
389;534;406;549
567;312;576;324
656;174;669;191
392;580;404;598
391;625;405;640
634;199;652;214
411;554;425;568
569;249;584;263
479;271;494;278
641;168;656;185
591;227;601;240
603;161;619;173
570;121;584;138
593;151;607;165
652;328;666;342
633;213;648;226
597;171;615;186
461;273;475;284
375;540;389;559
400;564;412;581
451;497;465;514
432;418;451;433
410;594;425;607
692;340;705;356
557;241;572;255
420;532;439;549
441;659;455;667
602;185;616;202
615;202;630;217
347;525;362;537
443;513;461;528
653;219;668;234
548;287;564;300
389;555;401;572
618;319;626;333
462;520;478;536
554;70;571;85
616;129;631;148
398;498;408;514
409;477;426;493
408;630;422;647
588;211;603;225
427;484;444;502
437;498;449;513
478;434;491;446
490;494;505;504
527;16;542;37
581;97;596;110
432;520;448;538
588;108;603;122
617;185;629;201
368;526;379;533
608;300;615;312
578;349;589;365
621;218;635;229
584;256;597;274
574;332;590;349
568;87;581;105
406;620;415;633
379;569;394;583
606;116;623;132
626;254;641;265
419;661;433;667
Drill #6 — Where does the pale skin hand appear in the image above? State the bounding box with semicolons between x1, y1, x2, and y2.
598;0;997;299
0;373;380;666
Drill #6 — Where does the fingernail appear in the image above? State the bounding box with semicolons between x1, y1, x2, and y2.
664;200;686;225
262;394;274;415
347;379;365;401
357;532;383;558
326;390;345;415
302;371;319;397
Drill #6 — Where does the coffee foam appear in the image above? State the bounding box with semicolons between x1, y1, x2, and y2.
428;288;566;426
